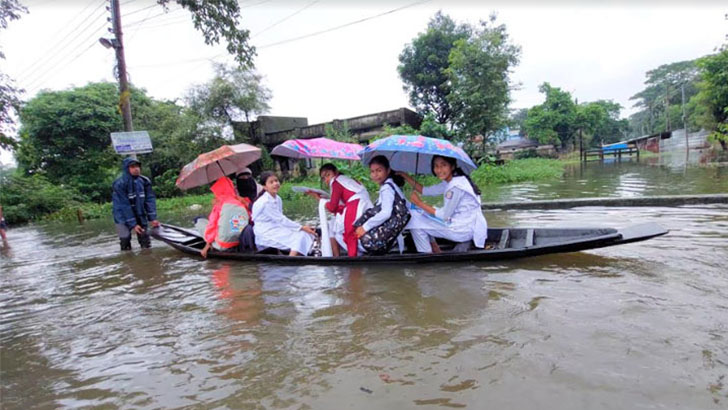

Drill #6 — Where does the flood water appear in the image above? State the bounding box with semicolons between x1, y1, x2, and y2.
2;160;727;409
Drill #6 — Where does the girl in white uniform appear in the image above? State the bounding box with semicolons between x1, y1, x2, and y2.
399;155;488;253
307;164;372;257
252;172;317;256
355;155;407;253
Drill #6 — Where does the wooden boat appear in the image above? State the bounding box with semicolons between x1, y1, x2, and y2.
151;222;668;265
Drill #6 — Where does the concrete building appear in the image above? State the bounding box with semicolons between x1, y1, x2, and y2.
234;107;422;151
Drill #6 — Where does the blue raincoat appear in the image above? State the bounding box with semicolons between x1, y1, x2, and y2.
112;158;158;229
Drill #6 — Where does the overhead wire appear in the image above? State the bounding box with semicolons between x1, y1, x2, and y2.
122;3;158;18
124;6;184;28
23;20;110;93
18;0;105;76
252;0;319;39
258;0;430;49
21;7;110;90
130;0;429;71
130;14;191;31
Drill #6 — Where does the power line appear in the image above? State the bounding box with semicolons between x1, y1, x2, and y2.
23;20;110;92
125;6;184;27
130;0;430;70
21;15;110;90
257;0;430;49
121;3;157;18
19;0;105;75
126;3;157;42
130;14;191;31
252;0;319;39
27;39;105;94
241;0;273;9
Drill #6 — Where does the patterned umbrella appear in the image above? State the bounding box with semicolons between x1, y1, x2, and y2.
358;135;477;175
176;143;261;190
271;137;363;160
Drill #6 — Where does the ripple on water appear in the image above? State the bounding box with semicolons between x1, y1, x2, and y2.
2;205;728;409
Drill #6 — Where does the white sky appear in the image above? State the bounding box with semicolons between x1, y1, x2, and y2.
1;0;726;165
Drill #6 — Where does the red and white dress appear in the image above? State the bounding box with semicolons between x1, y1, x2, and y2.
326;175;372;257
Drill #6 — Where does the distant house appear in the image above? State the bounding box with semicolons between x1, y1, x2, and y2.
233;107;423;174
496;135;555;160
233;107;423;151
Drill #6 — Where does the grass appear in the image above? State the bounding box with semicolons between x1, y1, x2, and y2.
471;158;565;186
41;158;567;223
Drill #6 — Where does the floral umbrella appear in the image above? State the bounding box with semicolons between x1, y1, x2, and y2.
176;143;261;190
271;137;363;160
358;135;477;175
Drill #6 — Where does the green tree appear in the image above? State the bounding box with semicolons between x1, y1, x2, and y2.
0;0;27;149
446;15;520;140
523;83;578;149
691;50;728;150
628;59;699;136
509;108;528;135
577;100;629;146
15;82;198;202
186;63;271;144
158;0;255;67
324;121;356;143
398;11;471;125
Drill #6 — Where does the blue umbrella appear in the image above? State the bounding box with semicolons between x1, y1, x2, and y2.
359;135;477;175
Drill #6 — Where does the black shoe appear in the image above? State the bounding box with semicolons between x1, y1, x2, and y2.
120;237;132;251
138;233;151;249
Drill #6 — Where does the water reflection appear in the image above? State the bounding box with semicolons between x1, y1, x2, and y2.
481;159;728;203
1;190;727;408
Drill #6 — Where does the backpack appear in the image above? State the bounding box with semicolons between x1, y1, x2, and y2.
353;183;411;255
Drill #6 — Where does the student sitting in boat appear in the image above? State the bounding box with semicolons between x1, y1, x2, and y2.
253;172;317;256
306;163;371;257
398;155;488;253
353;156;411;254
200;177;251;258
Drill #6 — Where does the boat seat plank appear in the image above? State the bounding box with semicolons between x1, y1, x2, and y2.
498;230;510;249
452;241;471;252
525;229;534;247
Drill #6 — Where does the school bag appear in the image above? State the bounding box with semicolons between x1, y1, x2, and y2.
353;182;411;255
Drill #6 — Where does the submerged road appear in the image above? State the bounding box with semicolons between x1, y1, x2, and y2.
482;193;728;210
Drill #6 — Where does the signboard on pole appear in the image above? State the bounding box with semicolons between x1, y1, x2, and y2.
110;131;153;155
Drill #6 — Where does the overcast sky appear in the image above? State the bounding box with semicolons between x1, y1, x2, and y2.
1;0;726;165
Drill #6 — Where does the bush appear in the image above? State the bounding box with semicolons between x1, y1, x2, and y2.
0;173;85;224
470;158;564;186
154;168;183;198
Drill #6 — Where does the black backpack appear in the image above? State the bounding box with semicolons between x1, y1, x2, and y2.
353;183;411;255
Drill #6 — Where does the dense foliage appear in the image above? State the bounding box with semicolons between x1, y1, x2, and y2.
0;172;82;224
187;64;271;144
692;50;728;150
522;83;628;149
157;0;255;67
398;12;470;125
628;60;700;136
0;0;27;149
398;12;520;139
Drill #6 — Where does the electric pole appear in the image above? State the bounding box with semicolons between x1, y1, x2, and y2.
681;83;689;152
110;0;133;134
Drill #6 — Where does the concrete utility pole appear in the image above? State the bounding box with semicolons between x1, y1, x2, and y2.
681;83;689;152
110;0;133;134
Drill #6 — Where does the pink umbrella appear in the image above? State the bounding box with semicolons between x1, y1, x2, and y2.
176;143;261;190
271;137;363;160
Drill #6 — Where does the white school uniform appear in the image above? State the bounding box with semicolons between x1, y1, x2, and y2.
406;176;488;253
328;175;372;254
361;178;407;253
252;191;314;255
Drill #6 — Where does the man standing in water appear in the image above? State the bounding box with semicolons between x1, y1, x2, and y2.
112;158;160;250
0;204;8;245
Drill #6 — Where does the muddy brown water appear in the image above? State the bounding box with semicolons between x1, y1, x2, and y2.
1;160;727;409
